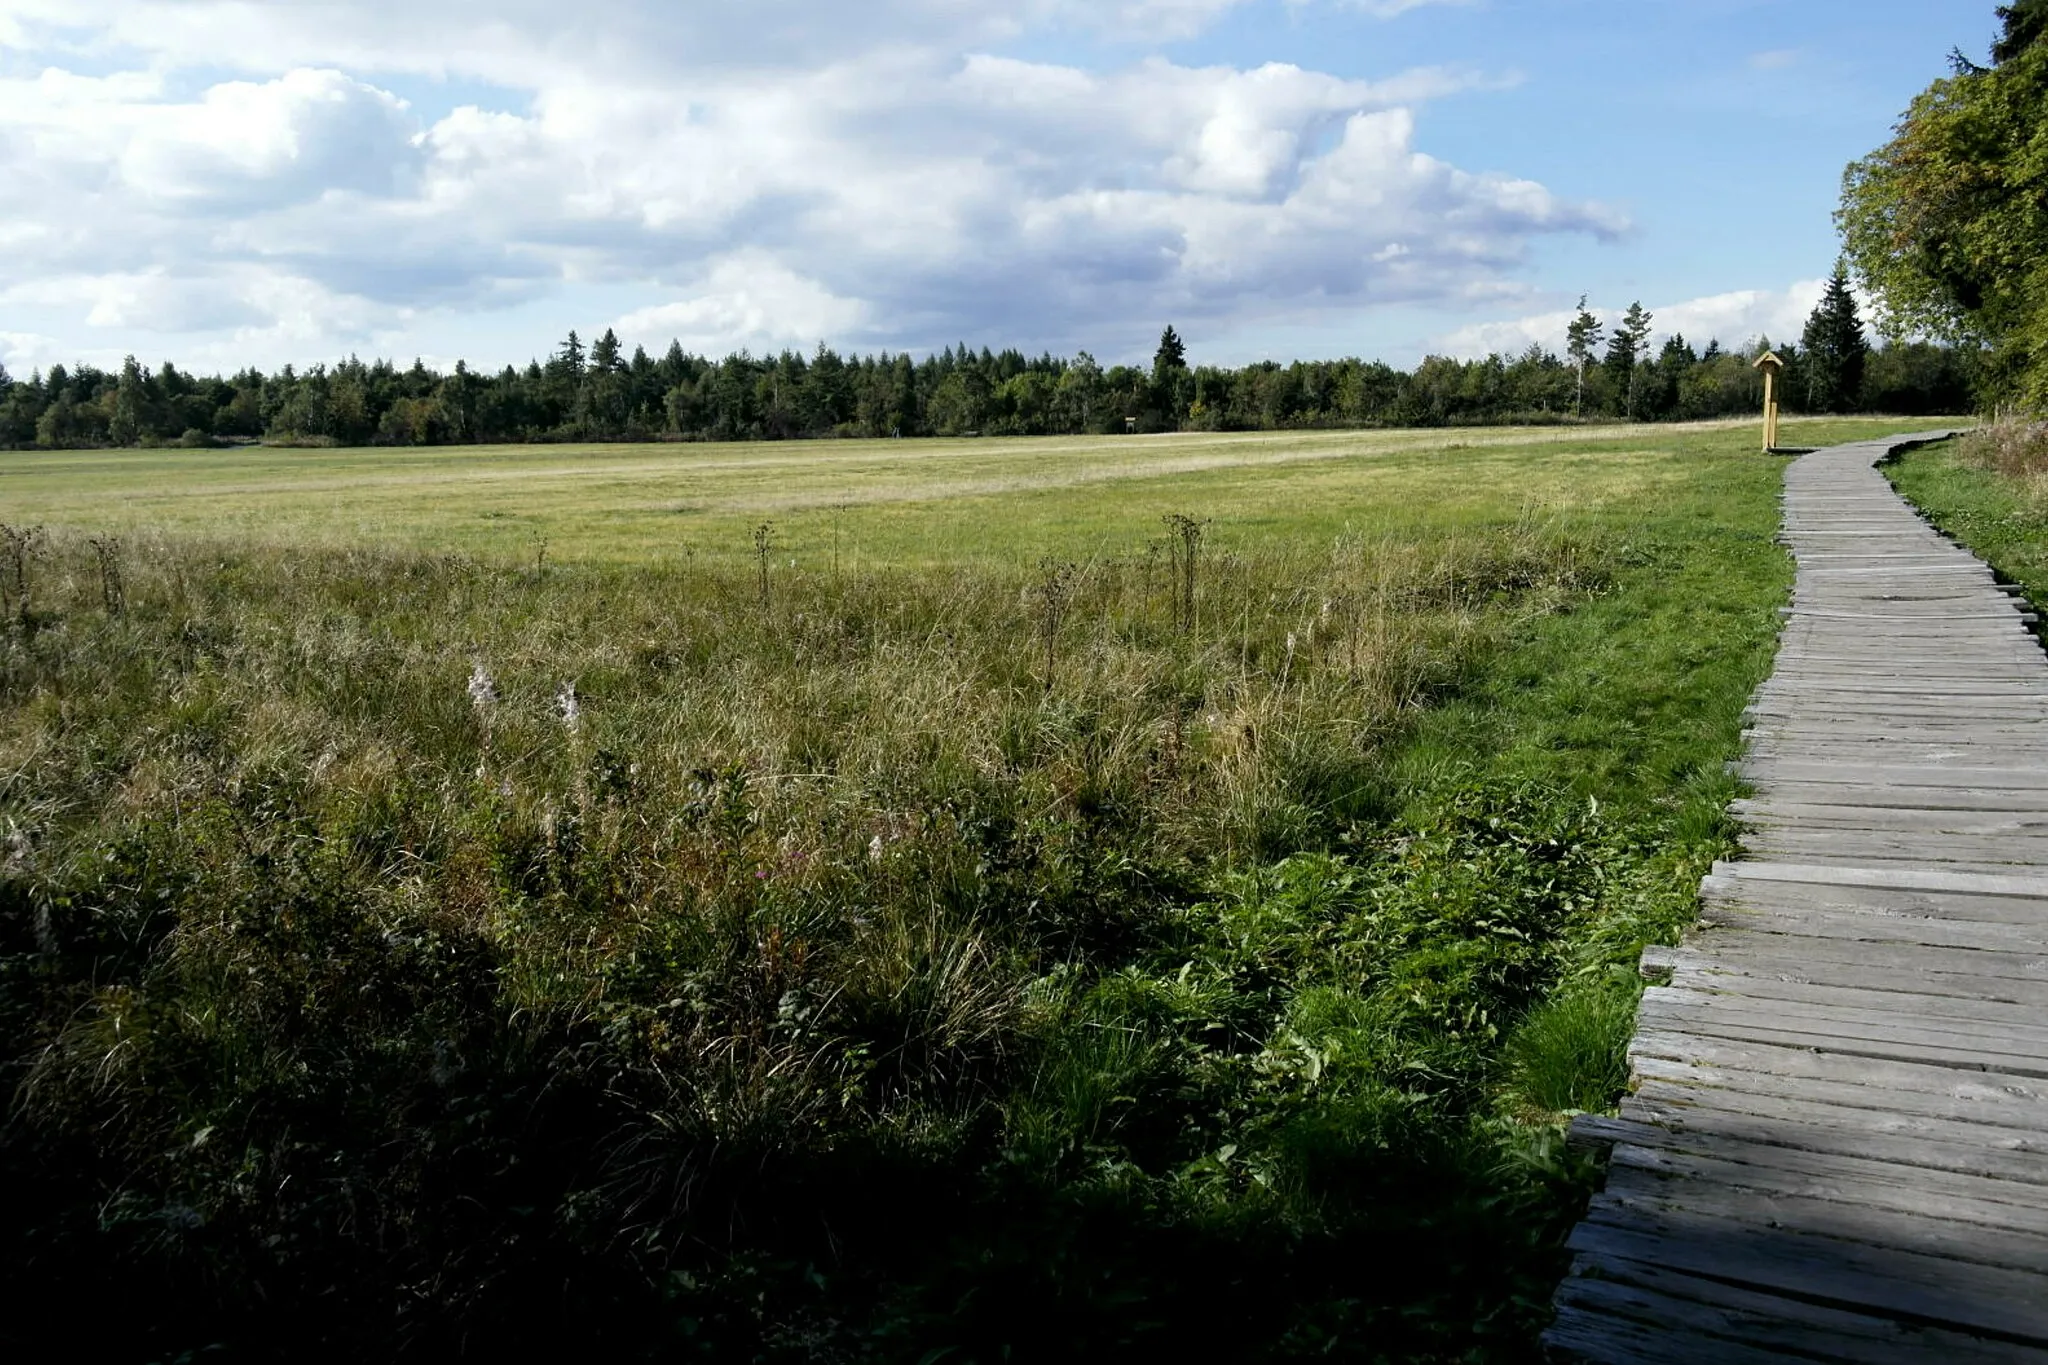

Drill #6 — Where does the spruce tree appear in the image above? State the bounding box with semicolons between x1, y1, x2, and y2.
1994;0;2048;63
1152;325;1190;427
1152;325;1187;383
1800;267;1870;413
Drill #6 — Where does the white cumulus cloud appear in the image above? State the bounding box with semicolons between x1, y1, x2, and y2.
0;0;1624;369
1432;280;1837;360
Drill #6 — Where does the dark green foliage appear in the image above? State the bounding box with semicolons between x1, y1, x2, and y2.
1151;325;1187;381
1995;0;2048;63
1802;268;1871;413
1841;11;2048;407
0;331;1976;451
1598;303;1650;419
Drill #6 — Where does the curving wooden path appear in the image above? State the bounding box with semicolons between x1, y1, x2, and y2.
1546;431;2048;1363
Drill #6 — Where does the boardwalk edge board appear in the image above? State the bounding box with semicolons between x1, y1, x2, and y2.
1543;430;2048;1363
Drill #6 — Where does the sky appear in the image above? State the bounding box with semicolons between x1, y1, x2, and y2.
0;0;2003;377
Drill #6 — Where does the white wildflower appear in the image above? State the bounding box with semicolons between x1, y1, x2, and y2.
467;663;499;712
555;680;580;733
868;833;885;863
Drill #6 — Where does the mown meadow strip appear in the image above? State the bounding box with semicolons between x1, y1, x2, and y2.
0;419;1906;1360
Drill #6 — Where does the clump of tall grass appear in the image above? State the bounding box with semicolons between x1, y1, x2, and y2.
1959;412;2048;490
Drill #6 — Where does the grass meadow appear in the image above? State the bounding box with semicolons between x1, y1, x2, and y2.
1888;420;2048;603
0;420;1857;567
0;416;1931;1361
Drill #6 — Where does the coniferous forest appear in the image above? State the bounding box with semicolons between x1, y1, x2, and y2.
0;312;1976;451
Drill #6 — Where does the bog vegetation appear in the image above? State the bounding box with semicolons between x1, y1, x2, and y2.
0;418;1922;1360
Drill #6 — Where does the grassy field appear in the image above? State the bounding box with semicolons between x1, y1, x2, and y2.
0;419;1897;568
0;416;1941;1361
1888;423;2048;607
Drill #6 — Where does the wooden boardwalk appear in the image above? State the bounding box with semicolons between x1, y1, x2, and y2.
1545;431;2048;1363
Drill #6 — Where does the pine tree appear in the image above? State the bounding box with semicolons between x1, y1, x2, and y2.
1565;297;1603;419
1800;267;1871;413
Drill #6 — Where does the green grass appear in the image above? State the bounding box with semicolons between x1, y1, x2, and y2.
0;415;1935;1361
1888;426;2048;607
0;418;1911;568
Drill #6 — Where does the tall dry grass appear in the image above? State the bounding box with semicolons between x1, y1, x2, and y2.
0;515;1608;1354
1958;413;2048;490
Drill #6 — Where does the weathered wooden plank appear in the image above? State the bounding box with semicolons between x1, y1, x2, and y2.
1608;1136;2048;1225
1564;1215;2048;1342
1752;714;2048;730
1742;734;2048;752
1698;899;2048;952
1653;969;2048;1023
1632;994;2048;1075
1729;783;2048;813
1552;1264;2047;1364
1701;872;2048;923
1738;830;2048;866
1736;762;2048;792
1592;1170;2048;1273
1718;857;2048;892
1652;941;2048;999
1623;1081;2048;1168
1701;891;2048;936
1575;1108;2048;1184
1648;937;2048;988
1544;1295;1810;1365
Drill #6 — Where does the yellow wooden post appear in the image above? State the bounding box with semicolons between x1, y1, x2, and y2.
1753;350;1785;452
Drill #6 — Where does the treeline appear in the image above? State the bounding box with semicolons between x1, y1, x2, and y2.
0;325;1977;450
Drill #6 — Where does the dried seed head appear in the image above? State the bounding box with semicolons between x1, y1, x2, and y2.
467;663;499;711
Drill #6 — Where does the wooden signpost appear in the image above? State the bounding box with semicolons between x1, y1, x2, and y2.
1753;349;1784;452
